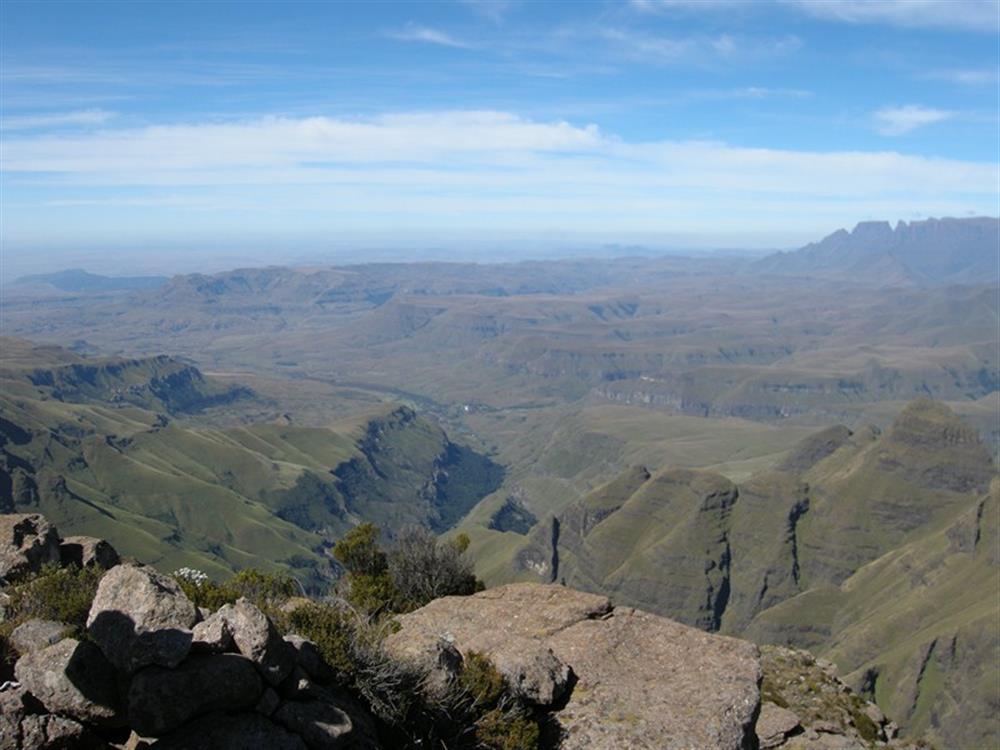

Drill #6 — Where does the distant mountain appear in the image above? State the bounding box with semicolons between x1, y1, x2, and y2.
12;268;168;292
506;398;996;747
756;217;999;285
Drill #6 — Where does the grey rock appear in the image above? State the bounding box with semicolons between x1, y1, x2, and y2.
0;514;61;581
273;700;354;749
863;702;886;727
9;620;67;656
285;634;334;683
386;582;761;750
15;638;122;725
149;712;306;750
757;702;802;748
0;684;105;749
86;564;197;673
489;639;570;705
127;653;263;736
255;687;281;716
191;611;235;653
215;598;295;686
17;714;97;749
58;536;119;570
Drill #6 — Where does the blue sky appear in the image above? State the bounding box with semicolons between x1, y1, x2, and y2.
1;0;998;271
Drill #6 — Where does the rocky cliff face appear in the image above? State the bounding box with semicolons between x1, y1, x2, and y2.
510;398;997;747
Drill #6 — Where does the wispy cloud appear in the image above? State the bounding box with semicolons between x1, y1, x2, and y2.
387;24;473;49
2;111;995;244
687;86;813;101
787;0;998;32
924;68;1000;86
632;0;999;32
597;28;801;65
1;109;116;130
874;105;955;135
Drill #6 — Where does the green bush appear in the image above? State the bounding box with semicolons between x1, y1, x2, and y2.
285;602;358;678
173;567;298;616
475;707;541;750
458;651;506;708
0;564;103;640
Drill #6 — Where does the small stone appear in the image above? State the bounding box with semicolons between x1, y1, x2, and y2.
756;702;802;749
191;612;235;653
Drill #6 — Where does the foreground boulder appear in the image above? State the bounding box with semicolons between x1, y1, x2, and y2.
14;638;123;725
86;564;197;673
385;582;762;750
127;653;263;735
209;598;295;685
149;712;306;749
9;619;67;656
0;686;100;750
0;514;61;581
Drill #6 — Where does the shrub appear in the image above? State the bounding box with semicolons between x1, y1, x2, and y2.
475;707;542;750
285;602;359;678
0;563;103;640
173;567;298;615
389;526;482;611
333;523;402;614
458;651;505;708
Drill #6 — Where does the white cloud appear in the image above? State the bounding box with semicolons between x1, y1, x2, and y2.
387;24;473;49
598;28;801;65
874;105;955;135
632;0;999;32
925;68;999;85
1;111;992;198
786;0;998;32
0;109;116;130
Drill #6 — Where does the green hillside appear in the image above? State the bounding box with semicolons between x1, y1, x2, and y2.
488;398;996;744
0;341;503;589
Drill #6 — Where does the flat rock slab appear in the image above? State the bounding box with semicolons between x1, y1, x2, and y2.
385;583;761;750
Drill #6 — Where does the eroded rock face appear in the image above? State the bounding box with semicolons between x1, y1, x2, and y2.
14;638;122;726
127;653;263;736
0;514;61;581
385;583;762;750
86;564;197;673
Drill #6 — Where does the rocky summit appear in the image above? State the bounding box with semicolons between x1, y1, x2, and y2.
386;582;762;750
0;514;929;750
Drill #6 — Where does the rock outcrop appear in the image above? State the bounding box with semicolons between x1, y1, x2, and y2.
385;582;762;750
0;515;376;749
0;514;61;581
